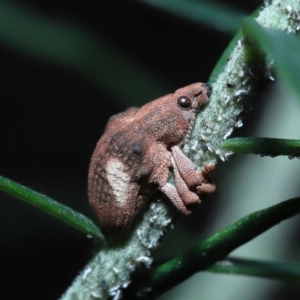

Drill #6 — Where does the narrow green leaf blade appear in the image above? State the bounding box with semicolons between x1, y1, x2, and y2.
125;197;300;299
208;8;260;84
0;175;105;242
209;257;300;284
139;0;245;34
243;18;300;98
220;137;300;157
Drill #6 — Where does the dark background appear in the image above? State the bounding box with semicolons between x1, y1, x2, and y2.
0;1;282;299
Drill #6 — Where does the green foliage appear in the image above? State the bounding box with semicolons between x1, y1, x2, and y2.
125;198;300;299
0;175;104;241
220;137;300;157
243;18;300;100
139;0;245;34
208;257;300;284
2;1;300;299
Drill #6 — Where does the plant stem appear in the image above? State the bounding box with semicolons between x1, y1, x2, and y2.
124;198;300;299
208;257;300;284
139;0;244;34
220;137;300;158
0;175;104;241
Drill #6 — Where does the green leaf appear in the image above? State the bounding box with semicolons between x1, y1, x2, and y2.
209;257;300;284
0;175;105;243
220;137;300;158
125;197;300;299
243;18;300;99
0;2;167;106
208;29;242;84
208;7;260;83
139;0;245;34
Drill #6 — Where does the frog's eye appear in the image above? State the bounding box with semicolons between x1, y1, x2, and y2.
177;96;192;109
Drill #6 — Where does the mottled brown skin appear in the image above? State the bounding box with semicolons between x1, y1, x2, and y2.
88;83;216;236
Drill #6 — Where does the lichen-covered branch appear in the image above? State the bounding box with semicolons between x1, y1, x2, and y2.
60;1;300;299
185;0;300;165
124;197;300;299
60;201;173;300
